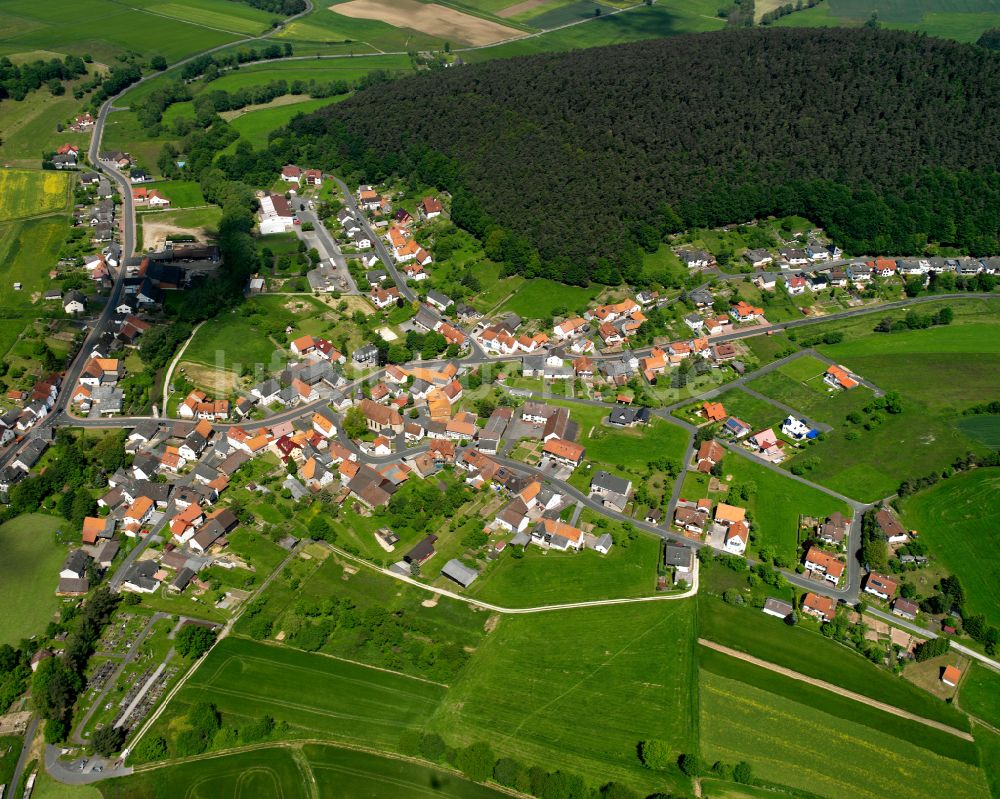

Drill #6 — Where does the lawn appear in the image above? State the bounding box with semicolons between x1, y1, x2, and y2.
498;278;601;319
103;746;308;799
305;744;510;799
467;530;660;607
720;454;849;559
699;670;989;799
0;168;71;221
958;662;1000;730
699;646;978;765
586;416;690;471
30;771;100;799
698;591;970;730
0;735;22;790
747;369;872;427
711;388;787;431
428;600;697;795
146;179;205;208
899;468;1000;627
0;513;68;645
154;636;447;751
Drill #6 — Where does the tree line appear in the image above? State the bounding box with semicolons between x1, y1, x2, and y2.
270;28;1000;286
0;54;86;101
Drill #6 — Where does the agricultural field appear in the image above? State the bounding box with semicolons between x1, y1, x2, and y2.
0;169;72;221
0;0;265;65
153;636;448;751
101;746;308;799
698;590;970;730
955;414;1000;449
305;744;510;799
975;724;1000;799
467;528;661;607
699;669;989;799
771;0;1000;42
222;97;341;150
0;513;69;645
428;600;698;795
699;646;978;764
497;277;602;318
899;468;1000;627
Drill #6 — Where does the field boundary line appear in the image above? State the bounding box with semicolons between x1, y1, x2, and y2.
698;638;974;741
131;738;536;798
234;636;451;688
327;544;699;613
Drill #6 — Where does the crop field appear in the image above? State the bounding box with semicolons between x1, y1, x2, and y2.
305;744;510;799
719;454;849;559
975;723;1000;799
956;415;1000;449
698;592;970;730
102;746;308;799
959;662;1000;729
772;0;1000;42
128;0;277;35
468;530;660;606
0;169;71;222
517;0;617;28
699;646;978;764
0;0;246;65
899;468;1000;627
498;278;602;318
158;637;447;750
331;0;524;46
428;600;697;795
0;514;67;645
278;5;447;51
699;670;989;799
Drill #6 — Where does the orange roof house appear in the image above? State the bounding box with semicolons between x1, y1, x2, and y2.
715;503;747;525
942;665;962;687
825;364;859;390
542;438;585;465
703;401;726;422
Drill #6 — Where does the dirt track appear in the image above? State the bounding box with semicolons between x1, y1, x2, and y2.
698;638;974;740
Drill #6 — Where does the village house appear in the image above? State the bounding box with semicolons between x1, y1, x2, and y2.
589;470;632;513
816;511;850;546
803;547;845;585
824;364;859;390
863;571;898;601
801;592;836;622
715;503;748;554
876;508;909;544
695;439;724;473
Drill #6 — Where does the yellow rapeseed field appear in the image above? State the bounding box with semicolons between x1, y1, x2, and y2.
0;168;71;222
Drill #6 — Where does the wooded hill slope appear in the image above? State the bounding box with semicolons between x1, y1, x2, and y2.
277;28;1000;284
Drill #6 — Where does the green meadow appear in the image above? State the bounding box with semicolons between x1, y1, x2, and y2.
0;514;68;646
899;468;1000;627
498;278;602;318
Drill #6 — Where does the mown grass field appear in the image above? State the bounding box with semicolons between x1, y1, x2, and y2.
698;592;970;730
899;468;1000;627
959;662;1000;729
955;415;1000;449
305;744;510;799
721;453;849;559
157;637;447;750
467;530;660;607
699;646;978;764
0;216;69;310
0;168;71;221
0;513;67;645
428;600;697;795
711;388;787;431
102;746;308;799
498;277;602;318
223;97;341;150
699;670;989;799
974;723;1000;799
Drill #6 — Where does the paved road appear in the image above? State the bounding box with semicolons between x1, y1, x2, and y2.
699;639;974;740
8;715;39;798
866;608;1000;671
333;177;416;302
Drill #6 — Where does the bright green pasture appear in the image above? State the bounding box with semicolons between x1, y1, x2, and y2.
899;468;1000;627
698;591;970;730
467;531;660;607
700;670;988;799
959;662;1000;729
429;600;697;795
497;278;601;318
0;514;67;646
